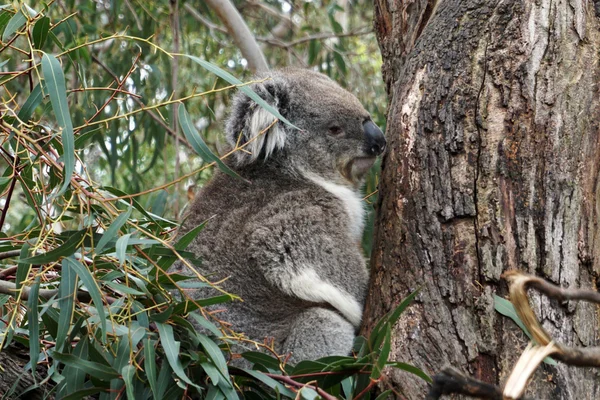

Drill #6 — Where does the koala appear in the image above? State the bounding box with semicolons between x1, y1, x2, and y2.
173;68;386;363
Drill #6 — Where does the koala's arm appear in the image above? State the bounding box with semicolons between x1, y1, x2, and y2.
245;202;368;328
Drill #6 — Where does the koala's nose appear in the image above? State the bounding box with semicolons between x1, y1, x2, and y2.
363;120;386;156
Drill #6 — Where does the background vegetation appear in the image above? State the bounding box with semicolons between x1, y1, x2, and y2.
0;1;420;398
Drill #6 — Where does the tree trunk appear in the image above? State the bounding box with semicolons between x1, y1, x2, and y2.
365;0;600;398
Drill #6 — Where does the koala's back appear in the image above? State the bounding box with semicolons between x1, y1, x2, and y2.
178;164;368;346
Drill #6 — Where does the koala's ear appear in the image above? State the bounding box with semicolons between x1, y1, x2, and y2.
225;77;291;165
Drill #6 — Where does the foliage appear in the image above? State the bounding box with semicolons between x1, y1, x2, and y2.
0;0;417;399
493;295;556;366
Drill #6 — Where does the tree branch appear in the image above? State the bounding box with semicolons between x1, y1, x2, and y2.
199;0;269;72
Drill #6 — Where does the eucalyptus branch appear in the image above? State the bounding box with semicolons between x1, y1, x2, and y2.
265;373;337;400
202;0;269;72
0;279;91;301
0;251;21;261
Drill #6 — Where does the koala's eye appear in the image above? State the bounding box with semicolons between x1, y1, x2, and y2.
328;126;344;137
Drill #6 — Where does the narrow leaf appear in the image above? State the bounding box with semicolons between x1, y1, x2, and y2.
242;370;296;398
56;259;76;352
51;352;120;381
18;230;85;264
178;104;243;181
241;352;281;371
144;339;158;400
122;364;135;400
32;16;49;49
63;257;107;342
26;276;41;369
386;362;432;383
41;53;74;195
198;333;230;384
157;222;206;271
183;55;299;130
371;324;391;380
115;233;132;266
2;10;26;42
493;295;557;365
156;322;200;389
15;83;44;126
95;206;132;254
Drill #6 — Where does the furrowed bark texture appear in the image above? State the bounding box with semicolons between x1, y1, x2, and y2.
366;0;600;398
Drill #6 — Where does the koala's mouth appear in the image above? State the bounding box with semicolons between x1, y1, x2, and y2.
343;156;377;183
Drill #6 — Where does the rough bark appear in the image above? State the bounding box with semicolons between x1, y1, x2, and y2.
365;0;600;398
0;345;52;399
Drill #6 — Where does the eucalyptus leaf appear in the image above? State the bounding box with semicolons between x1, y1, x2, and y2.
41;53;74;195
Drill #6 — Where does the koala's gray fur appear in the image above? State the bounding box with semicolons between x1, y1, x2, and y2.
172;68;386;363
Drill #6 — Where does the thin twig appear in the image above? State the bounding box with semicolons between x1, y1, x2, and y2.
91;54;193;150
265;373;337;400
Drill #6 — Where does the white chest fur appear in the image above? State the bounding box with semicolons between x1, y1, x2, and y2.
303;172;366;242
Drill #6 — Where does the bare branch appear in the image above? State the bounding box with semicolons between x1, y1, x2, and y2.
0;279;90;301
198;0;269;72
265;373;337;400
0;250;21;261
426;367;505;400
504;270;600;368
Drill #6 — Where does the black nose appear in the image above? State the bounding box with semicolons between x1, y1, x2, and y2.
363;120;386;156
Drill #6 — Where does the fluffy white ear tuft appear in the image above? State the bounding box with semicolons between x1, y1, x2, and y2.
244;107;286;163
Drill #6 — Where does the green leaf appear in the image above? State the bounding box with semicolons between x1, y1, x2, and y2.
144;339;158;400
63;257;107;342
493;295;557;365
18;229;85;264
2;10;26;42
205;385;225;400
103;281;144;296
156;322;201;389
122;364;135;400
386;362;432;383
95;206;132;254
60;388;103;400
371;324;391;380
241;370;296;398
26;276;41;369
333;52;347;75
198;333;230;385
100;186;167;225
374;390;393;400
41;53;74;195
188;312;222;338
291;360;327;376
16;243;31;290
241;352;281;371
157;222;206;271
368;289;419;351
308;39;320;65
201;361;220;386
182;55;299;130
32;16;49;49
61;338;89;394
494;295;529;333
15;83;44;126
51;352;120;381
178;104;243;181
115;233;132;266
56;259;76;352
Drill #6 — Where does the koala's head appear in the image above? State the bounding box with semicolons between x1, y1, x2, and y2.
225;68;386;185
